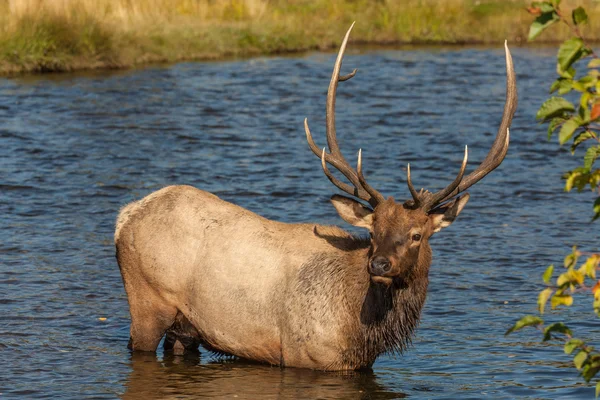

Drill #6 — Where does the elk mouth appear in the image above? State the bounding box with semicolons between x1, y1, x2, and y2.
370;275;393;286
370;274;410;289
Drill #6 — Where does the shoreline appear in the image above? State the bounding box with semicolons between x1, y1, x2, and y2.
0;39;569;78
1;0;597;77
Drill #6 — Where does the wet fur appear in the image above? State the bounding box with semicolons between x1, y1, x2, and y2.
292;246;430;370
116;185;437;370
160;248;429;369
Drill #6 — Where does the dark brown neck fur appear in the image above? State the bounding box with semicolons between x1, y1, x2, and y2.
295;234;432;370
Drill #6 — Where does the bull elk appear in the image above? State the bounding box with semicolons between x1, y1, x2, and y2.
115;23;517;371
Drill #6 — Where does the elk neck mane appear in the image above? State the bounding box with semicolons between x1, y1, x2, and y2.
293;229;432;369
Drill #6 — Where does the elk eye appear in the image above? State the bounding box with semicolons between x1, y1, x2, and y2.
412;234;422;242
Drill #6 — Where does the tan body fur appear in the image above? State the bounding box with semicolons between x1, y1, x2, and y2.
116;185;431;370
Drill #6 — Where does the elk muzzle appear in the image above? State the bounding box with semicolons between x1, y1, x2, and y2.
369;256;392;276
368;255;401;286
368;251;415;287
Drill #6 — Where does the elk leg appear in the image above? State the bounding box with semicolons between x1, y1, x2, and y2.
163;332;200;355
126;286;178;352
163;311;201;355
163;331;183;354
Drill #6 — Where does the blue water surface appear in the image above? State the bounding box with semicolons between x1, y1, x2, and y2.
1;45;598;399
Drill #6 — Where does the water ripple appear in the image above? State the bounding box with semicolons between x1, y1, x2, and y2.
0;46;597;399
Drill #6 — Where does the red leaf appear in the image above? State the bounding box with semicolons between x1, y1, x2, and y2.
591;102;600;121
592;280;600;294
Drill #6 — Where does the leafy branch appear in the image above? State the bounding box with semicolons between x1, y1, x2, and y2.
507;1;600;396
506;249;600;392
528;1;600;221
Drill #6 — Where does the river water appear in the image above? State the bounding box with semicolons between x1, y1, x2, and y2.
1;45;598;399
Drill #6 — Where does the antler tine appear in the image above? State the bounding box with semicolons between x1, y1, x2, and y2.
339;69;357;81
326;21;354;154
421;146;468;210
423;41;517;211
305;119;371;200
357;149;386;207
320;148;366;199
304;22;385;207
406;164;421;207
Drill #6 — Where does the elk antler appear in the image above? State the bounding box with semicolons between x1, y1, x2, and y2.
304;22;385;208
411;41;518;212
306;26;517;213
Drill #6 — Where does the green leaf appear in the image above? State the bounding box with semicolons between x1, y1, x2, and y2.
579;105;592;122
543;264;554;283
543;322;572;341
581;92;593;109
588;58;600;69
593;197;600;221
594;289;600;317
551;294;574;308
573;7;588;25
538;3;556;13
557;38;585;73
529;11;560;41
537;97;575;121
576;75;596;90
574;80;591;92
591;170;600;187
558;65;577;79
579;255;599;279
538;288;553;314
571;131;594;152
574;350;589;370
582;363;600;382
571;269;585;284
565;339;585;354
565;170;580;191
550;78;573;94
556;269;584;287
505;315;544;335
548;117;566;139
596;380;600;397
558;116;583;144
564;169;590;192
583;145;600;172
564;250;579;269
558;83;573;95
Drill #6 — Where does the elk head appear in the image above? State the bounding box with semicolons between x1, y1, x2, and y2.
304;23;517;286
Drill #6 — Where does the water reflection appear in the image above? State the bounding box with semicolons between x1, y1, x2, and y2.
123;353;406;399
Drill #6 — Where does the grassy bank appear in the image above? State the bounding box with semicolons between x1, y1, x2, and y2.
0;0;599;75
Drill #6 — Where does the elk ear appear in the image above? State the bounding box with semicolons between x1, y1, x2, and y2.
429;194;470;233
330;195;373;229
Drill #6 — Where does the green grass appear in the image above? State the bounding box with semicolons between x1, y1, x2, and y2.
0;0;598;75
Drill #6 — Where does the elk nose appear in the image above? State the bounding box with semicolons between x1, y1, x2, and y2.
370;256;391;276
